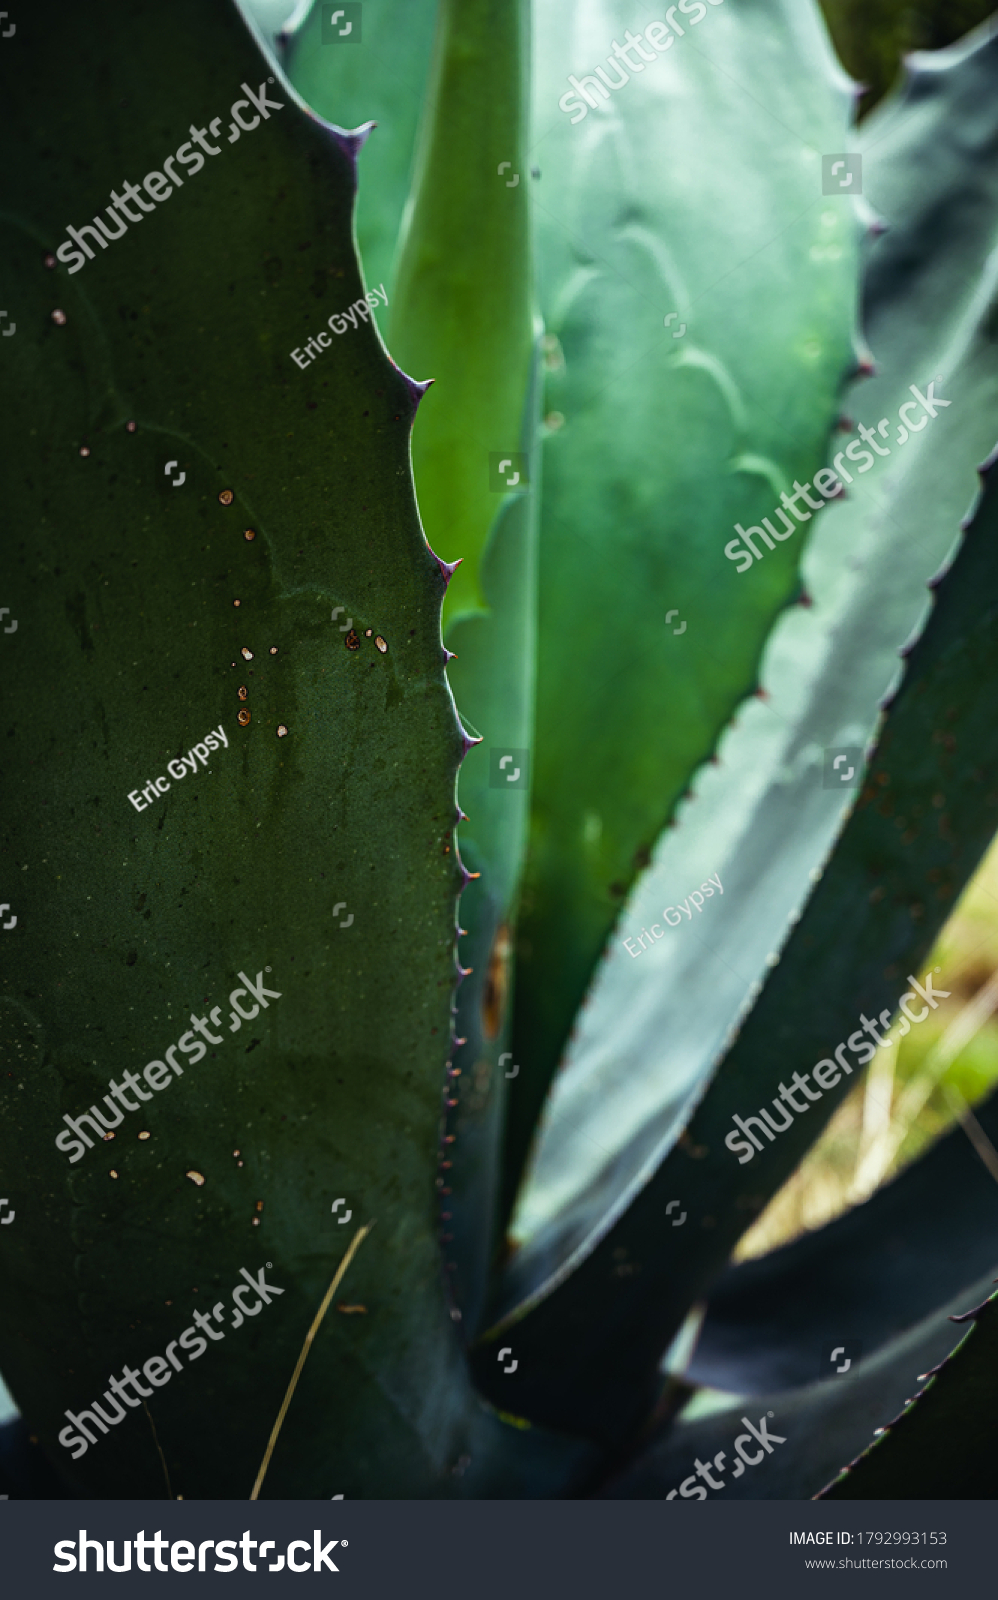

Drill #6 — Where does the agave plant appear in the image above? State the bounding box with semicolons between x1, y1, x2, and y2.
2;0;998;1502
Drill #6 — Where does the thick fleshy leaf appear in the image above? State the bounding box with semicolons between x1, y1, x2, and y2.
817;0;998;113
687;1086;998;1394
388;0;534;627
245;0;541;1332
443;412;542;1333
501;0;862;1224
269;0;438;298
819;1284;998;1499
0;0;595;1499
473;437;998;1446
370;0;539;1328
497;16;998;1391
598;1272;990;1500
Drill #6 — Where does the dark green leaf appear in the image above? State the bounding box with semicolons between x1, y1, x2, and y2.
0;0;589;1499
475;440;998;1446
502;0;862;1223
688;1085;998;1393
599;1272;992;1499
819;1283;998;1498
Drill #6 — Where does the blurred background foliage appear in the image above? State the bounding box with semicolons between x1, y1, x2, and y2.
740;830;998;1260
819;0;998;112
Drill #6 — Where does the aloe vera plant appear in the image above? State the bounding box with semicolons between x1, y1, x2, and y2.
2;0;998;1503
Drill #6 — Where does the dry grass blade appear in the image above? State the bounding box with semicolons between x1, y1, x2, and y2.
142;1399;173;1500
249;1221;376;1501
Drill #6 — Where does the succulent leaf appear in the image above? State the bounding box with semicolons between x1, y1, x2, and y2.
0;0;587;1499
260;0;439;298
501;0;863;1226
388;0;534;627
688;1086;998;1394
495;12;998;1416
819;1283;998;1499
474;440;998;1446
599;1271;994;1500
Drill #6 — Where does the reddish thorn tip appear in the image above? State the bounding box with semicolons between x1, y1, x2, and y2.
433;554;462;587
327;120;376;165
